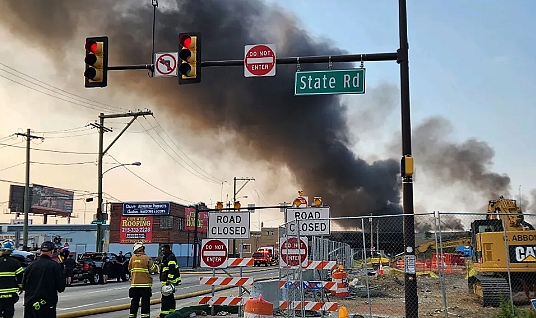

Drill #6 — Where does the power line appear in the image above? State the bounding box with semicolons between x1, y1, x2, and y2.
43;132;98;139
31;161;96;166
138;118;220;184
152;117;223;183
0;162;25;172
0;63;126;112
32;125;93;134
0;142;97;155
107;154;192;204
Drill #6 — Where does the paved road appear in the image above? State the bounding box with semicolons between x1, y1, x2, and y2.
14;268;278;316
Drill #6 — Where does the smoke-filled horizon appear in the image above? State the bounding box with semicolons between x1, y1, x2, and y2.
1;0;532;226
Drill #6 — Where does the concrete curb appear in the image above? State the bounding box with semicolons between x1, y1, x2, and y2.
182;267;275;275
57;275;278;318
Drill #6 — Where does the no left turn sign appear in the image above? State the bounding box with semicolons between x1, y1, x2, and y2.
154;52;178;77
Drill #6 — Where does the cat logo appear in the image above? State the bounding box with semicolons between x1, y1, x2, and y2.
514;246;536;262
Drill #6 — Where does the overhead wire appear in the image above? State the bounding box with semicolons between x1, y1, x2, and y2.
137;118;220;185
151;117;223;183
31;161;96;166
0;62;126;113
0;142;98;155
0;162;25;172
107;154;192;204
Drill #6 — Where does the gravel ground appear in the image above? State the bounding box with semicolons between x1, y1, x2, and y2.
331;268;534;318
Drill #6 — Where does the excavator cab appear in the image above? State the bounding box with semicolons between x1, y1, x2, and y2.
470;219;503;264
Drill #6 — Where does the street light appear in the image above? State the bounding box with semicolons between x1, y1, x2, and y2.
102;161;141;175
96;161;141;252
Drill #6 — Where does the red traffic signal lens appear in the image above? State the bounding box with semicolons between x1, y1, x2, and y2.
85;40;98;53
179;35;192;49
84;67;97;80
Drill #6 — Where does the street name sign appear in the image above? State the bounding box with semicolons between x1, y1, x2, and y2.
286;207;330;236
294;68;366;96
244;44;276;77
280;236;308;267
208;211;250;239
201;239;228;268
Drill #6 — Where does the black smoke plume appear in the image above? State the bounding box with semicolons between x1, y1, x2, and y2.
0;1;402;224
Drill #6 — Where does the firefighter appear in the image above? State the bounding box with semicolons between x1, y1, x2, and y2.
0;240;23;318
22;241;66;318
159;244;182;318
128;242;157;318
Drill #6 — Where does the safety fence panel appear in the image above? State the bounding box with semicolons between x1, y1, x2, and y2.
436;210;536;317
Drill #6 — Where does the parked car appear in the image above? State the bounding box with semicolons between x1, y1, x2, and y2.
74;252;131;285
10;250;36;267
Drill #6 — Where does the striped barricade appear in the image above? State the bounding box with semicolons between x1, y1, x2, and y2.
280;260;338;270
228;257;254;267
199;276;254;286
279;280;337;291
199;296;246;306
279;301;338;312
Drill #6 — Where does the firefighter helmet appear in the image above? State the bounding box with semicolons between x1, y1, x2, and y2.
133;242;145;253
161;283;175;296
0;240;15;255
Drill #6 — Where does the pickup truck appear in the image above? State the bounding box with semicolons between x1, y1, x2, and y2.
73;252;131;285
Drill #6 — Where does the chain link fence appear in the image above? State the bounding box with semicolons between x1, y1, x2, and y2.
274;208;536;317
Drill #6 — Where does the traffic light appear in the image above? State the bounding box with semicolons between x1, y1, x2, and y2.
234;201;241;210
216;201;223;210
293;198;302;208
178;32;201;84
84;36;109;88
313;197;323;207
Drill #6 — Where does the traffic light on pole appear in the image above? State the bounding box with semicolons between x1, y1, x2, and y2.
178;32;201;84
84;36;109;88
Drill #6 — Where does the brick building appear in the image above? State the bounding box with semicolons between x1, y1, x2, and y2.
108;201;209;266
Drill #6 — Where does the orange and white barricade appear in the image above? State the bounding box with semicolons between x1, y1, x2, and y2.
199;276;253;286
244;295;273;318
331;265;350;297
279;301;338;312
228;258;254;267
199;296;244;306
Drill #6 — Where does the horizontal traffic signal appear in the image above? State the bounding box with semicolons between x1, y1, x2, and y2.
178;32;201;84
84;36;109;88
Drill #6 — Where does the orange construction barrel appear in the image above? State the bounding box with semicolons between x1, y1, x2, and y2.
331;266;350;297
244;295;273;318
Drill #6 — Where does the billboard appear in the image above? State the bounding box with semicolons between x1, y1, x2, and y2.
119;216;153;244
9;184;74;216
31;184;74;215
184;207;208;232
122;202;170;216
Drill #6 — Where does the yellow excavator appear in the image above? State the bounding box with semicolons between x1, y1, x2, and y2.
468;196;536;306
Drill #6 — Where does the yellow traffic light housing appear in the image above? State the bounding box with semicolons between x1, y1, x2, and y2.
401;155;414;177
216;201;223;210
313;197;322;207
293;198;302;207
84;36;108;88
234;201;241;210
178;32;201;84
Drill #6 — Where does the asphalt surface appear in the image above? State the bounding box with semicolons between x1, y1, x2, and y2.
13;267;278;317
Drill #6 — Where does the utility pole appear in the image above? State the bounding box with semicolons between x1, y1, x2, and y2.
89;110;153;252
232;177;254;256
14;129;44;251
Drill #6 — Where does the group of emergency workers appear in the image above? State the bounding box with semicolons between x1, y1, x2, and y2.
0;239;182;318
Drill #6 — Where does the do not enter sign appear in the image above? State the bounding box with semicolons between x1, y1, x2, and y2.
244;44;276;77
201;239;228;268
280;237;308;267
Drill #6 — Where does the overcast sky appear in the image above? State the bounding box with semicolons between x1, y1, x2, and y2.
0;0;535;228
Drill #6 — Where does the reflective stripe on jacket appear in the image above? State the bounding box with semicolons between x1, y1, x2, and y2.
128;253;156;288
160;252;181;285
0;255;23;295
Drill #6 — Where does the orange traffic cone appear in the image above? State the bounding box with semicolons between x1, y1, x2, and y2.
379;262;384;275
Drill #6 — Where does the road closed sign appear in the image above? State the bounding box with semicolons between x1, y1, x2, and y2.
208;212;250;239
286;207;330;236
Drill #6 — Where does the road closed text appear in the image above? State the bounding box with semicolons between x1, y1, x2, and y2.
286;208;330;236
208;212;251;239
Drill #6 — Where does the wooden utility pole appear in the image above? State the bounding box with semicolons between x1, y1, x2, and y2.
14;129;44;250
